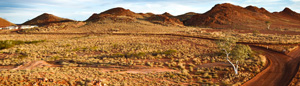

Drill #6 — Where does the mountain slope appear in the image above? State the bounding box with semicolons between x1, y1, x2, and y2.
86;7;143;22
23;13;74;25
185;3;270;29
275;8;300;20
185;3;300;30
147;15;183;26
0;18;15;27
175;12;198;24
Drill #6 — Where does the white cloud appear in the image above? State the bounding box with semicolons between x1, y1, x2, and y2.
245;0;281;3
289;2;300;13
291;0;300;2
114;2;208;15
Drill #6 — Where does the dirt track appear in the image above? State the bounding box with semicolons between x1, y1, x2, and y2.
243;46;300;86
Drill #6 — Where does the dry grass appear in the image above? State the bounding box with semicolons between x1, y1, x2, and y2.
181;29;300;44
0;34;264;85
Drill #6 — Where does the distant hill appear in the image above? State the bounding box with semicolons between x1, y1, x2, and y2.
175;12;198;23
19;3;300;30
23;13;74;25
185;3;271;29
147;15;183;26
162;12;173;17
0;17;15;27
86;7;183;26
86;7;143;22
275;7;300;20
185;3;300;29
245;5;270;14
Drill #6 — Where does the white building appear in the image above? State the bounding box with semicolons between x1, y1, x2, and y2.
2;26;18;30
0;25;38;30
19;25;38;29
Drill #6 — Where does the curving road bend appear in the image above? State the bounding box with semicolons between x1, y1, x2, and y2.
243;46;300;86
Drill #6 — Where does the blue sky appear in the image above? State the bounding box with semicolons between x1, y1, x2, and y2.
0;0;299;24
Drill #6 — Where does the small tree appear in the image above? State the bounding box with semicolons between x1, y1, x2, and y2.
231;44;252;74
265;21;271;29
216;37;252;75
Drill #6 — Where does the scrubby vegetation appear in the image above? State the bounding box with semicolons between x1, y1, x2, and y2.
183;29;300;44
0;34;265;85
216;37;253;75
0;40;45;49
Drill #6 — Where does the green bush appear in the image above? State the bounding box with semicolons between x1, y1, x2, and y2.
163;49;177;55
0;40;45;49
0;40;14;49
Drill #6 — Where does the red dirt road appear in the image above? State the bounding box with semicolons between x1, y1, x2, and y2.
288;46;300;58
243;46;300;86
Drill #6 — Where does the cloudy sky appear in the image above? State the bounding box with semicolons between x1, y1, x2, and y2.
0;0;299;24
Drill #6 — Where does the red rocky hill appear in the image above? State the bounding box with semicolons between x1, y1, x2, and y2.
86;7;143;22
0;18;15;27
23;13;74;25
147;15;183;26
86;7;183;26
185;3;300;29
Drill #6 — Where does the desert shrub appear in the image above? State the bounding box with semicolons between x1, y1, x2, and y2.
0;40;45;49
146;62;153;67
163;49;177;55
17;53;28;60
181;69;189;75
0;40;14;49
212;73;218;78
189;66;194;72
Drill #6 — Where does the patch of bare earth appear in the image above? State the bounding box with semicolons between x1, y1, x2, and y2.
198;62;231;68
117;67;179;74
13;61;52;70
